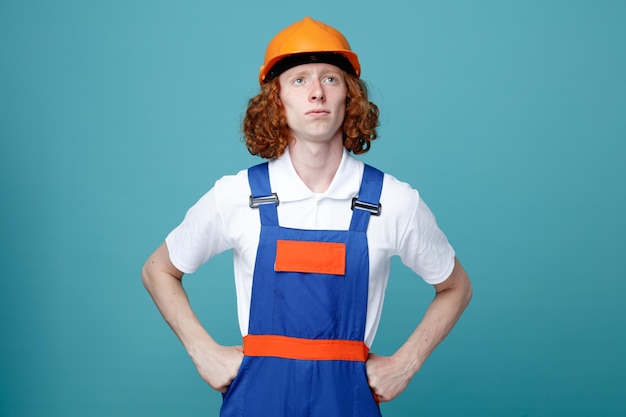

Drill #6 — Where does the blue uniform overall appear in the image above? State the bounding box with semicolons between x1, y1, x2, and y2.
220;162;384;417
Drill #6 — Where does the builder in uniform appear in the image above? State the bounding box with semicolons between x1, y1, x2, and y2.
142;17;473;416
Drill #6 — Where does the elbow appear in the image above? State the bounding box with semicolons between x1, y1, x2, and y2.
141;243;184;293
456;263;473;309
463;276;473;309
438;258;473;309
141;261;153;292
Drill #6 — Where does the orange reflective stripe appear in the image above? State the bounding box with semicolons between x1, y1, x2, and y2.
275;240;346;275
243;334;369;362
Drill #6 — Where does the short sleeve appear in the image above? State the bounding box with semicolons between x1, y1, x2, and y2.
398;195;456;284
165;185;230;274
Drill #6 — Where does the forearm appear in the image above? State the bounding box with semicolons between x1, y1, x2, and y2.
141;243;217;353
142;242;243;391
394;262;472;374
366;258;472;402
144;274;214;352
394;282;469;374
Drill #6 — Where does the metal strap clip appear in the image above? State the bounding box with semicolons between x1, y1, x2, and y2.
249;193;279;208
351;197;381;216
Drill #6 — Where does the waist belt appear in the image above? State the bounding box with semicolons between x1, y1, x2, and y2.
243;334;369;362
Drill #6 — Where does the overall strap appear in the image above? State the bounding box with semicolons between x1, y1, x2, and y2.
349;164;384;232
248;162;279;226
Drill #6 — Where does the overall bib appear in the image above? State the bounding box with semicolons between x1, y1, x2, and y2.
220;162;384;417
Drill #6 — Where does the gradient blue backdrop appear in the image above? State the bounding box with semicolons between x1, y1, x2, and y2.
1;1;625;416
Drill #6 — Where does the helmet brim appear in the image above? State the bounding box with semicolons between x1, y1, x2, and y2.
261;51;360;83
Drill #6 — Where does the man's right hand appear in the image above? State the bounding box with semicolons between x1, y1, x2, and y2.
189;343;244;393
142;242;245;393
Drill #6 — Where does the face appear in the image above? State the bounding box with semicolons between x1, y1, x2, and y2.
278;63;347;147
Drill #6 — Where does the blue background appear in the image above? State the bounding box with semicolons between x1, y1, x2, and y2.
1;1;625;416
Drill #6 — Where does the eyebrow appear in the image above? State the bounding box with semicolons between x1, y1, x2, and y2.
292;73;342;84
289;65;343;79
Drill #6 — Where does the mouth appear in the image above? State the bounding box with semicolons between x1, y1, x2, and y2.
306;109;330;116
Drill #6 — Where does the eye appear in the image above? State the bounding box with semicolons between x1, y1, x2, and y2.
324;76;337;83
293;77;305;85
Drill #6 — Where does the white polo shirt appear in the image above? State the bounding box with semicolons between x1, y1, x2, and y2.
166;147;455;347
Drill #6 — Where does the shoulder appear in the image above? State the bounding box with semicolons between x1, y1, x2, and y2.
212;168;251;205
214;167;250;188
379;170;421;212
200;167;261;244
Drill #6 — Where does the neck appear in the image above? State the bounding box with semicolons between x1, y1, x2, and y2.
288;138;344;193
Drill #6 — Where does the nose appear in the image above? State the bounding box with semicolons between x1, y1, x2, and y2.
309;80;325;102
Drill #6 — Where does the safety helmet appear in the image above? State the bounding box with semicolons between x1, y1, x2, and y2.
259;16;361;84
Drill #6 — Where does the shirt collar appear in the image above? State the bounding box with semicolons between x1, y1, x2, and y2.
268;146;364;203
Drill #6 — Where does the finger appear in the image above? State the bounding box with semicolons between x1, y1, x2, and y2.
216;382;231;394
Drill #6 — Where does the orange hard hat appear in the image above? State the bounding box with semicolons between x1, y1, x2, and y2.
259;16;361;84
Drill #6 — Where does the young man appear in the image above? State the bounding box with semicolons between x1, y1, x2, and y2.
142;16;472;417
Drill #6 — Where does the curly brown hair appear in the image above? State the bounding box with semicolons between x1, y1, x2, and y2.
242;73;379;159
